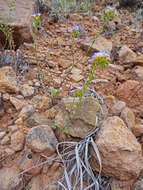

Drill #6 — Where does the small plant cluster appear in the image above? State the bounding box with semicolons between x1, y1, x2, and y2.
0;0;15;51
54;5;118;134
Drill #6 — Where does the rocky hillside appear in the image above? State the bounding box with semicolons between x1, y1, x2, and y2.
0;0;143;190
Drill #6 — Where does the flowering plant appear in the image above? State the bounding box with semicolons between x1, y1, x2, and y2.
68;25;79;38
31;13;41;50
104;6;118;21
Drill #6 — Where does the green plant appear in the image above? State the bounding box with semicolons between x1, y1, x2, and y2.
54;115;69;134
50;87;61;99
31;13;41;50
55;6;118;135
0;0;15;51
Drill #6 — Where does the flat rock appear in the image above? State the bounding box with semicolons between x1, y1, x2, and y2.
118;45;136;63
60;97;100;138
26;112;52;128
0;66;19;94
0;0;38;47
91;116;143;184
80;36;112;55
26;125;58;153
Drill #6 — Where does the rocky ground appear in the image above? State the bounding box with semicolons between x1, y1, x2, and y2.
0;0;143;190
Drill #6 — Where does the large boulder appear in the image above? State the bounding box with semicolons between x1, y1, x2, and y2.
91;116;143;187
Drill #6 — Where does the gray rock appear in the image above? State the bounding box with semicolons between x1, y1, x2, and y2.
20;84;35;97
26;125;58;153
19;105;35;120
26;112;52;128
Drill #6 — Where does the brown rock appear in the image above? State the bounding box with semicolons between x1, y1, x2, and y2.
0;66;19;94
20;84;35;97
112;100;126;115
11;131;25;151
121;107;135;130
91;116;143;184
133;66;143;79
131;54;143;66
0;166;22;190
116;80;143;111
80;36;112;55
0;0;38;47
10;96;27;111
118;45;136;63
19;153;41;175
18;104;35;120
132;124;143;137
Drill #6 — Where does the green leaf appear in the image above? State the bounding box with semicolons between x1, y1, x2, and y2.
65;115;69;121
54;122;61;129
63;128;68;134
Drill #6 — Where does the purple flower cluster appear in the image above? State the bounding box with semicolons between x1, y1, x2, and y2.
68;26;80;33
88;52;109;63
31;13;41;19
68;86;82;95
104;6;118;16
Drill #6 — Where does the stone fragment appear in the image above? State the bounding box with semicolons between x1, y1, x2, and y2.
0;66;19;94
131;54;143;66
70;73;84;82
19;105;35;120
26;112;52;128
10;96;27;111
20;84;35;97
32;95;51;110
1;135;10;145
132;123;143;137
0;131;6;139
0;0;38;47
121;107;135;130
2;93;10;101
91;116;143;184
26;125;58;153
80;36;112;54
133;66;143;79
0;167;22;190
112;100;126;115
118;45;136;63
11;131;25;151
